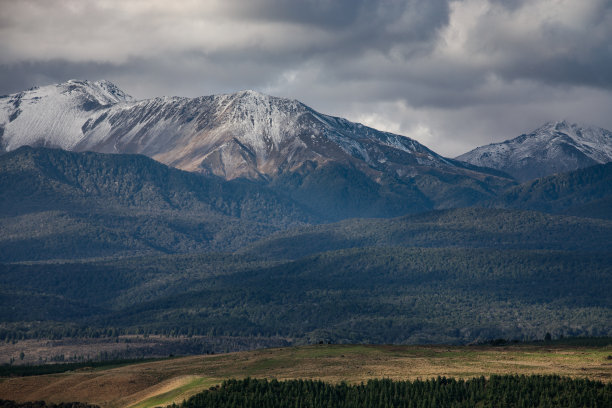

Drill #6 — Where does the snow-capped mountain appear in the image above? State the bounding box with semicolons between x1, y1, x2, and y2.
0;79;132;151
0;80;514;218
2;80;460;178
456;121;612;182
74;88;459;180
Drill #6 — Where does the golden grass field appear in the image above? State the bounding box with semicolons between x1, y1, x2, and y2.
0;344;610;408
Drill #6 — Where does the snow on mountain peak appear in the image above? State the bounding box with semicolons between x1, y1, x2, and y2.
62;79;133;104
0;79;132;151
228;89;300;110
2;79;507;185
92;80;134;103
237;89;264;97
457;121;612;181
536;120;577;134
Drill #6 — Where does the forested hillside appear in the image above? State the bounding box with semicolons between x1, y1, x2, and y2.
2;247;610;344
0;147;315;261
491;162;612;218
0;148;610;348
244;208;612;260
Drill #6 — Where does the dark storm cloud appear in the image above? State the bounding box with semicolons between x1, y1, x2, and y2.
229;0;451;47
459;0;612;89
0;53;292;99
0;0;611;156
226;0;371;28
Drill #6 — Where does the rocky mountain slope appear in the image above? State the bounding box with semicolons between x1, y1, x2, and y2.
456;121;612;181
0;80;514;219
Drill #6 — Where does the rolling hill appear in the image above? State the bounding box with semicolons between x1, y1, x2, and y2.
0;146;315;262
490;162;612;219
243;207;612;260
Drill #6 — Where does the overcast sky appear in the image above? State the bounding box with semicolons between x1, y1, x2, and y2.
1;0;611;156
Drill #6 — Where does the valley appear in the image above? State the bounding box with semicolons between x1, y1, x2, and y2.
0;81;611;407
3;0;612;405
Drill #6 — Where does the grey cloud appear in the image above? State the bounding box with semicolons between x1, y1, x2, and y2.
0;60;121;96
221;0;451;62
0;51;300;100
461;0;612;89
488;0;527;11
0;0;611;156
225;0;371;28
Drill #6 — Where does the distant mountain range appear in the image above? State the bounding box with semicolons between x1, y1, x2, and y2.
1;80;515;219
3;81;611;190
456;121;612;181
1;81;611;346
0;80;486;179
1;146;610;263
1;80;611;253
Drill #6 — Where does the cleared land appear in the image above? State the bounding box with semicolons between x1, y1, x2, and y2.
0;335;290;366
0;344;610;408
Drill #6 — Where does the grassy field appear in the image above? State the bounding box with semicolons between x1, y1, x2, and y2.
0;343;610;408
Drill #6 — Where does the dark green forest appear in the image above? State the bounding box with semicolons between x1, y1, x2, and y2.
243;207;612;260
2;147;611;262
0;148;611;348
0;147;314;262
1;247;610;344
175;376;612;408
492;162;612;218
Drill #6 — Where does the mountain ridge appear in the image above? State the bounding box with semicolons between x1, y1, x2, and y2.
0;80;515;218
456;120;612;181
489;161;612;218
1;80;453;177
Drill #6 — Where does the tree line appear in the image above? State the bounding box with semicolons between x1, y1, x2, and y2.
175;376;611;408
